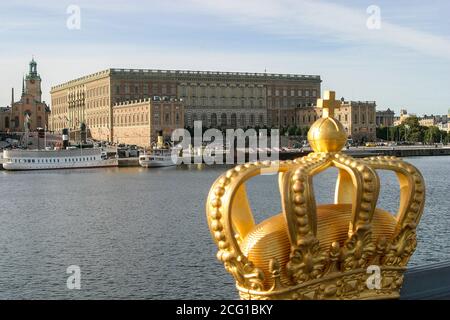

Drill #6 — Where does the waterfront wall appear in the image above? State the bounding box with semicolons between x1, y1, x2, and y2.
282;147;450;160
373;147;450;157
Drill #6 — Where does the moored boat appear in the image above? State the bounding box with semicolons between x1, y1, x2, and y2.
139;148;176;168
2;148;118;171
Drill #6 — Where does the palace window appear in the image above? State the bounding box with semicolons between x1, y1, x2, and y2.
240;114;246;127
250;114;255;126
211;113;218;127
220;113;227;126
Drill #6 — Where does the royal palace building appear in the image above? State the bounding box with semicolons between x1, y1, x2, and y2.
112;97;184;147
0;59;50;132
337;100;377;142
294;100;377;143
376;108;395;127
49;68;322;142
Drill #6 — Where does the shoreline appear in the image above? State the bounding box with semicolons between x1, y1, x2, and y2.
2;146;449;170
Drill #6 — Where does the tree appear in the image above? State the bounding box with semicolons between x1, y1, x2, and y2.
376;127;388;141
424;126;441;144
442;130;449;144
389;126;399;142
399;116;426;143
301;126;310;138
287;125;297;136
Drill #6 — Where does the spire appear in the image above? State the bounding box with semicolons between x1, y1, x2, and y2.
29;57;37;76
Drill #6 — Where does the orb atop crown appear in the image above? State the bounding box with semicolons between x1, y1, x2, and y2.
308;91;347;153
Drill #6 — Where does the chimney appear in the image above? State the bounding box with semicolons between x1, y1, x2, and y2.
11;87;14;106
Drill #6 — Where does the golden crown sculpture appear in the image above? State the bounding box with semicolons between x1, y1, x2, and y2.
206;91;425;300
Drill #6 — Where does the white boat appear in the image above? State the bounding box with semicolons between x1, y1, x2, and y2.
2;148;118;171
139;148;176;168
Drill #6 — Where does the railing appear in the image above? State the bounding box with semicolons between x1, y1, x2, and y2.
401;261;450;299
110;68;321;80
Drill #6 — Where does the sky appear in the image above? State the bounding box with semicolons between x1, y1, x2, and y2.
0;0;449;115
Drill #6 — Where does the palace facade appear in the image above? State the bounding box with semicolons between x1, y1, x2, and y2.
0;59;50;132
49;68;321;141
112;97;184;147
295;100;377;143
376;108;395;127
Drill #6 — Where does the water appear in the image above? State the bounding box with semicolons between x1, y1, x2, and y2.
0;156;449;299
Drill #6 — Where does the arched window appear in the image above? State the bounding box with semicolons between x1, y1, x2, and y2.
259;114;264;126
14;116;19;128
37;116;42;128
249;114;255;127
220;113;227;127
201;113;207;127
4;116;9;129
240;114;246;127
230;113;237;128
192;113;198;125
211;113;217;127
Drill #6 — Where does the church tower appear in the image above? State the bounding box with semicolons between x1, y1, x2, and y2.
24;58;42;102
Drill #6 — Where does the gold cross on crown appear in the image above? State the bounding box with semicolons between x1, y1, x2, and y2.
317;91;340;118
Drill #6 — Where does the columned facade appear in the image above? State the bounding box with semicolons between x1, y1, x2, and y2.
50;69;321;141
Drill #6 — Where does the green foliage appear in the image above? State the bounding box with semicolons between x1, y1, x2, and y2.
377;115;447;145
424;126;441;144
287;125;297;136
